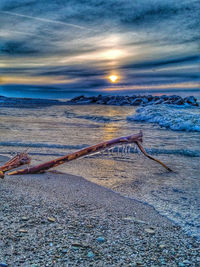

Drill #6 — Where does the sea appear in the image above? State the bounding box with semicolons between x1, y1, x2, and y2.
0;93;199;240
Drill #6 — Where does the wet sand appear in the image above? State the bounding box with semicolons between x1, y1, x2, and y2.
0;155;199;266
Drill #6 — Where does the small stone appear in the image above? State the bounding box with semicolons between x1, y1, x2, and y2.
87;251;94;258
160;258;166;265
72;246;79;250
96;237;105;243
47;217;56;222
135;219;146;224
144;228;155;234
86;224;93;228
183;260;190;265
123;216;134;221
55;255;60;258
19;229;28;233
159;244;166;249
0;263;8;267
61;249;68;253
81;241;91;248
72;242;82;247
21;217;28;221
136;262;143;266
178;263;185;267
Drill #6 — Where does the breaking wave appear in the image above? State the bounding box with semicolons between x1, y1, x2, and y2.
127;105;200;132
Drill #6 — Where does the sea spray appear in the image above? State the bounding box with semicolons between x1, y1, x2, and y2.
127;105;200;132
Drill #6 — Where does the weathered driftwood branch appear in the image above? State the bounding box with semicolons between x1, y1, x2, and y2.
0;152;31;179
135;141;172;172
7;131;172;176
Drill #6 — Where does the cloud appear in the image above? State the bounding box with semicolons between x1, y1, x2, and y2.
0;11;90;30
0;0;199;95
0;40;38;55
121;55;200;70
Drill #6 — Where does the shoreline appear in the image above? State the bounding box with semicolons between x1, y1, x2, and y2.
0;156;199;266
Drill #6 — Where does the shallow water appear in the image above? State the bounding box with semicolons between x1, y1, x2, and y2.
0;103;199;238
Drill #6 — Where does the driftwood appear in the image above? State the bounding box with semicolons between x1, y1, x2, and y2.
7;131;172;176
135;141;172;172
0;152;31;179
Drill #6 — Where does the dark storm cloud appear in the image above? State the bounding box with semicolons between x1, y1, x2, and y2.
0;40;38;55
36;66;107;78
121;55;200;70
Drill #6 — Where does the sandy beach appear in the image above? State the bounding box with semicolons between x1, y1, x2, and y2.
0;155;199;266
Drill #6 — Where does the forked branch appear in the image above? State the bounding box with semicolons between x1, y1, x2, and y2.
0;152;31;179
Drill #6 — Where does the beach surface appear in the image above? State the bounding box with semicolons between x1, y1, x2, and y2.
0;155;199;266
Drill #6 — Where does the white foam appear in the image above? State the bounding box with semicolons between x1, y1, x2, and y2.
128;105;200;132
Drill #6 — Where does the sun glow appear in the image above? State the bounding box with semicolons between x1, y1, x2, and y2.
108;75;118;83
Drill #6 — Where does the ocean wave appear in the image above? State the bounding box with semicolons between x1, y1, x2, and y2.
127;105;200;132
0;142;87;150
1;141;200;157
65;111;120;123
118;147;200;157
145;148;200;157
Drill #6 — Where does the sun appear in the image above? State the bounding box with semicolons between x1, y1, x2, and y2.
108;75;118;83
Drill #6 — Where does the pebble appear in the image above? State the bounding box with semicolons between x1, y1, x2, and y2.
47;217;56;222
72;246;79;250
136;261;143;266
55;255;60;258
72;242;83;247
86;224;93;228
96;237;105;243
87;251;94;258
144;228;155;234
21;217;28;221
160;258;166;265
159;244;166;249
0;263;8;267
19;229;28;233
183;260;191;265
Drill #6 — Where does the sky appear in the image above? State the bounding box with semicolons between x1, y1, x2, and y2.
0;0;199;98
